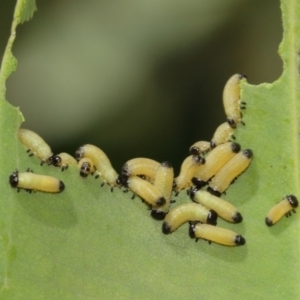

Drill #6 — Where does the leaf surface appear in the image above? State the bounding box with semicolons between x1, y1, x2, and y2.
0;0;299;299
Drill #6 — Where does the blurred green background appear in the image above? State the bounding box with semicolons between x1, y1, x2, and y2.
0;0;281;174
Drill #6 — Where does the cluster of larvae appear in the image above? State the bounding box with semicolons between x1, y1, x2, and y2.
9;74;297;246
167;74;251;245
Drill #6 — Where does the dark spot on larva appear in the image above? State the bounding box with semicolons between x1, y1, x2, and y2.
231;142;241;153
207;210;218;225
243;149;253;159
227;119;236;129
234;235;246;245
162;222;171;234
233;212;243;223
265;217;273;227
151;210;167;220
161;161;172;168
207;186;221;197
287;195;299;208
156;197;166;207
188;223;196;239
191;177;206;188
59;181;65;192
9;172;19;188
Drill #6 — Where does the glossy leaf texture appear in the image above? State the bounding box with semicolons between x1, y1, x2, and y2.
0;0;299;299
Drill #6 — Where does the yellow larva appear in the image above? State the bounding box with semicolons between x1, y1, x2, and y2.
207;149;253;196
48;152;77;171
18;128;53;165
75;144;118;190
265;195;298;226
151;161;174;220
9;170;64;193
210;122;235;149
78;157;95;178
189;223;246;246
173;155;204;195
192;142;241;188
190;188;242;223
189;141;210;156
223;73;247;128
122;175;166;208
121;158;160;183
162;203;218;234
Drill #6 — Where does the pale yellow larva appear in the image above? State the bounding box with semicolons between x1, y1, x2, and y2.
207;149;253;196
265;195;298;226
223;73;247;128
9;170;64;193
18;128;53;165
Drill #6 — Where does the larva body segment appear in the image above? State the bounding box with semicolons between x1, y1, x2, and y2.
18;128;52;165
151;161;174;220
223;73;247;128
162;203;217;234
9;171;64;193
75;144;118;188
192;142;241;188
207;149;253;196
189;223;246;246
190;189;242;223
48;152;77;171
265;195;298;226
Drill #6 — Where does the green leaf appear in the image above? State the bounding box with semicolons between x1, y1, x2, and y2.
0;0;299;299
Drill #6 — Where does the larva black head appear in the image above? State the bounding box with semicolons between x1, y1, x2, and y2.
151;209;167;220
48;155;62;167
238;73;247;80
286;195;299;208
265;217;273;227
75;146;84;161
9;172;19;188
210;141;216;149
230;142;241;153
233;212;243;223
199;157;205;164
116;174;129;187
79;171;88;178
188;223;196;239
227;119;237;129
193;155;205;165
191;177;206;189
243;149;253;159
189;190;195;201
80;162;92;177
59;181;65;192
234;235;246;246
206;186;221;197
155;197;166;207
189;146;200;156
206;210;218;225
121;163;130;177
161;161;172;168
189;186;200;201
162;222;171;234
